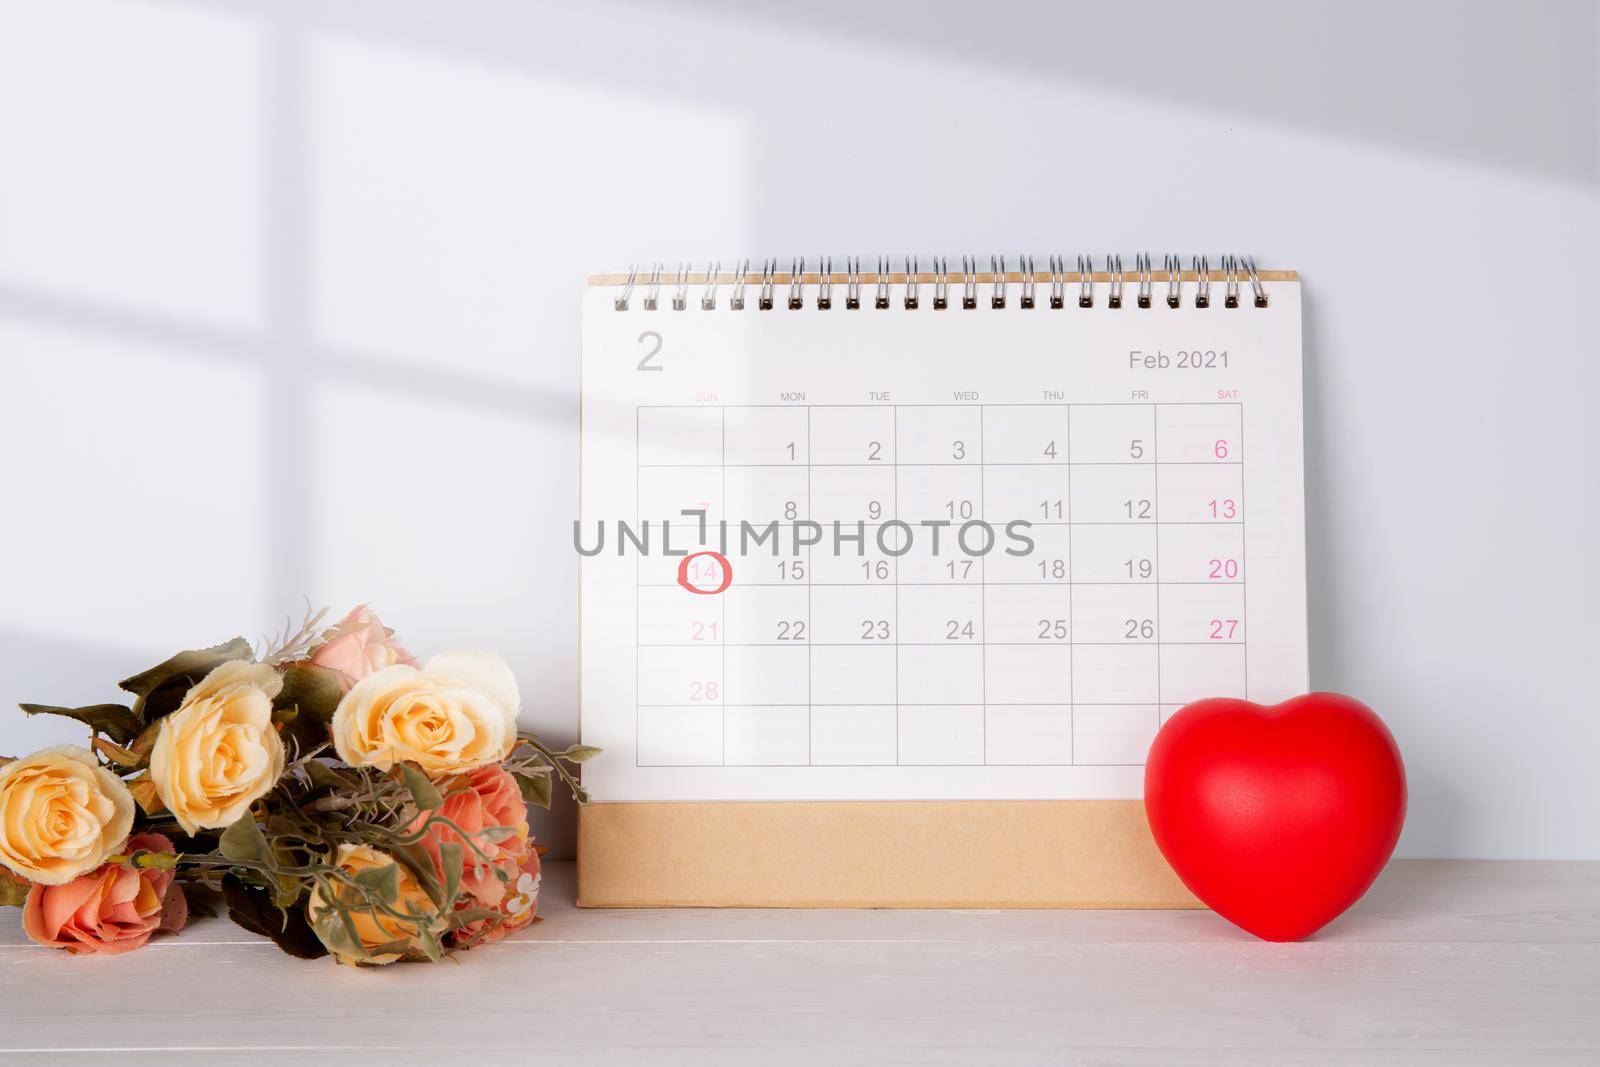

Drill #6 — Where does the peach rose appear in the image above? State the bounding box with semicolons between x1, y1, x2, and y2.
22;833;187;955
308;605;418;691
330;649;520;774
0;746;135;885
406;765;529;910
306;843;445;965
149;660;286;834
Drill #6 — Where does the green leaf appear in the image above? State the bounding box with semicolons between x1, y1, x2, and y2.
272;664;344;753
19;703;141;744
390;843;446;909
126;772;165;816
418;927;444;962
335;909;372;961
479;825;521;843
0;869;29;908
270;874;302;910
306;910;354;959
128;719;162;761
303;760;355;793
561;744;603;763
399;763;443;810
117;637;252;723
448;907;500;929
362;935;412;959
272;663;343;721
515;768;553;809
221;875;328;960
439;841;464;908
91;734;145;769
217;815;269;863
350;861;400;905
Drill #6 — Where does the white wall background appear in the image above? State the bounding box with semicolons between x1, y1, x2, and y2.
0;0;1594;860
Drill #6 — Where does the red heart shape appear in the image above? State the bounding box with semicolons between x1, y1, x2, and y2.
1144;693;1406;941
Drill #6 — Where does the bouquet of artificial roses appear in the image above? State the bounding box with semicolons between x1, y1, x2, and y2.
0;605;592;964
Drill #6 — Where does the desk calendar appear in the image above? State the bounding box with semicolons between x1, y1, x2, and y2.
578;258;1306;907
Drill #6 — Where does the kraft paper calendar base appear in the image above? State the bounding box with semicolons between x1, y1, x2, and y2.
577;800;1200;908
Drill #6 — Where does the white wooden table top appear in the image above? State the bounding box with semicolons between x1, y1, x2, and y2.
1;859;1595;1065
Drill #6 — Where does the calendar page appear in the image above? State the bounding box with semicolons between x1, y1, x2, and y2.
579;276;1306;802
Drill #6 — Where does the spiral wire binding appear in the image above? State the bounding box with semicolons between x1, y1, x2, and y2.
783;257;801;310
758;259;778;311
1193;256;1211;309
671;263;690;311
701;261;720;310
610;254;1274;312
614;264;638;311
1048;255;1066;309
1245;256;1268;307
643;263;663;311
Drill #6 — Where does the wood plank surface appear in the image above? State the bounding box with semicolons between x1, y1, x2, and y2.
0;860;1594;1065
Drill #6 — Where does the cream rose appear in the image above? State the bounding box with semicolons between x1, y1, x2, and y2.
330;649;520;775
149;660;286;834
0;745;135;885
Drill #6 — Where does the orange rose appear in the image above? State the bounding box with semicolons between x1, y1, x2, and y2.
22;833;186;955
451;844;541;948
406;764;529;910
305;844;444;965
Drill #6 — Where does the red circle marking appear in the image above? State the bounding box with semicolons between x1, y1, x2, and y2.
677;550;733;595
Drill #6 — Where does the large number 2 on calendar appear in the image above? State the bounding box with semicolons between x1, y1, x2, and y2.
635;330;664;371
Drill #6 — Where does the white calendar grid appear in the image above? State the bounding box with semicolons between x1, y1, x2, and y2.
632;402;1247;769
